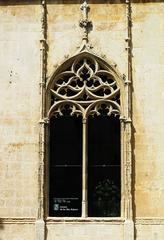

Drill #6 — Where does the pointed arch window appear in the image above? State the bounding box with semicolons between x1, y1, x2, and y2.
47;52;123;218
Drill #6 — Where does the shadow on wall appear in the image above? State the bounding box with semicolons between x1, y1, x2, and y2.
0;0;163;5
130;33;137;239
132;123;137;240
127;7;137;238
0;219;4;240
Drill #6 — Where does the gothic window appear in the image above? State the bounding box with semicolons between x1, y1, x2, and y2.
47;52;122;218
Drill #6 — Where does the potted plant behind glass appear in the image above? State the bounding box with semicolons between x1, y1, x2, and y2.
93;179;120;217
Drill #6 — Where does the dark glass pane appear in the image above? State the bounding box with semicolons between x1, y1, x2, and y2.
49;116;82;217
88;115;121;217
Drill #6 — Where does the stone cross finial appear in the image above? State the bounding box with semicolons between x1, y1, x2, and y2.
80;0;89;20
79;0;93;43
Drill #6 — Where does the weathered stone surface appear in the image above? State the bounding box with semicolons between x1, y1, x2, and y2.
0;1;164;240
47;223;124;240
0;3;40;218
0;223;35;240
132;2;164;218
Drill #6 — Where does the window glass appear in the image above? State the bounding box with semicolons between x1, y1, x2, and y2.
88;115;121;217
49;116;82;217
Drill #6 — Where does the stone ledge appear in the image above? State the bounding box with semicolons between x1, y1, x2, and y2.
135;218;164;225
0;218;35;224
1;217;164;225
46;217;125;224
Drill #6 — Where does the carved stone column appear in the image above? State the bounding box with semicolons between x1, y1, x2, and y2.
35;1;47;240
124;0;134;239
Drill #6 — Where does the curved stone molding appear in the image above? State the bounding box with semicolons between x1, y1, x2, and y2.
48;52;122;120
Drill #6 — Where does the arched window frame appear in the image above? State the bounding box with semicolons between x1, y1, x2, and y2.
44;51;132;220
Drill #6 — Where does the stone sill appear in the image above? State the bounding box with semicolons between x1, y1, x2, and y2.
1;217;164;225
46;217;125;224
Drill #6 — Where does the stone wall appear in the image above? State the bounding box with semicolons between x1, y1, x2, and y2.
0;3;40;218
0;1;164;240
132;2;164;217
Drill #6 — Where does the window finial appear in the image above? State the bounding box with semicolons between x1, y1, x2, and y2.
79;0;93;44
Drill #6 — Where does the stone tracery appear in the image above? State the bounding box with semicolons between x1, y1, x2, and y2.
49;55;121;119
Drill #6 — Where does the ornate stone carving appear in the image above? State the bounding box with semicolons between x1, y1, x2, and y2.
79;0;93;42
78;0;93;52
45;3;134;236
48;54;120;119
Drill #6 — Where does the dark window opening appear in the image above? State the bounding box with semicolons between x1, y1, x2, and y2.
88;115;121;217
49;116;82;217
49;114;121;217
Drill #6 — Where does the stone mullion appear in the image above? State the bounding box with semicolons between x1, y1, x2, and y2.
82;117;88;218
